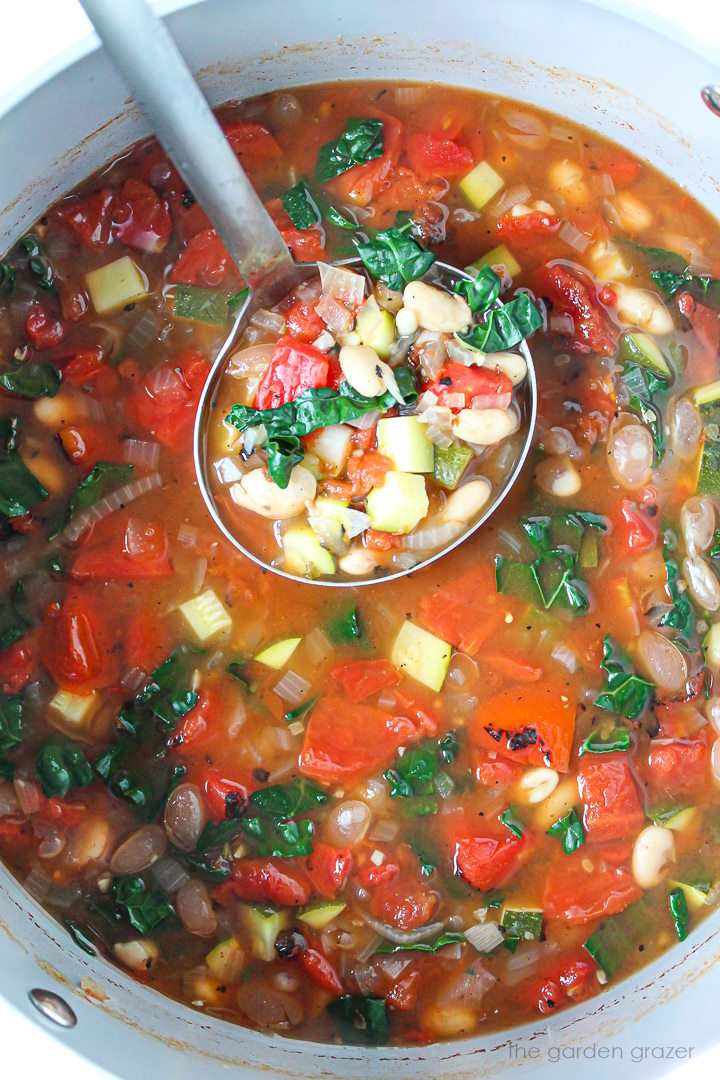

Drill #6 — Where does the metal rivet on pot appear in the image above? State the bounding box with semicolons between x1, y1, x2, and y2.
28;988;77;1028
701;85;720;117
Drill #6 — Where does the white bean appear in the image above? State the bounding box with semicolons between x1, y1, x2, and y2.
490;351;527;386
421;1004;478;1037
635;630;688;692
613;283;674;335
338;549;379;576
669;399;703;462
395;307;418;337
113;939;159;972
453;407;516;446
402;281;472;334
441;479;491;523
631;825;674;889
683;555;720;611
515;767;560;805
681;496;716;556
607;424;653;488
338;344;385;397
533;777;579;832
230;465;316;520
612;192;653;234
547;158;589;204
589;240;633;281
535;456;581;497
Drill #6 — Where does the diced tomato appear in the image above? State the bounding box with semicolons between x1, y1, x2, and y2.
496;210;562;242
577;755;645;842
41;797;86;828
0;639;34;694
25;303;65;350
111;178;172;252
532;263;618;356
61;347;106;384
0;819;37;855
221;121;282;164
125;351;209;449
615;499;660;553
284;298;326;343
385;970;420;1011
524;952;597;1014
216;858;310;907
169;228;233;287
71;514;172;581
470;682;577;773
544;856;642;924
405;133;474;180
472;749;523;787
298;696;418;784
350;425;376;452
40;589;118;692
589;147;642;186
202;768;249;823
254;337;329;410
266;200;327;263
327;111;404;206
53;189;113;247
681;295;720;367
445;816;533;891
646;734;708;797
60;287;90;323
393;691;438;738
369;872;438;930
124;610;171;673
484;652;543;683
417;561;506;656
58;423;122;465
363;529;403;551
426;362;513;409
344;452;393;497
330;659;400;703
357;858;400;889
170;689;225;750
306;842;352;899
299;945;344;997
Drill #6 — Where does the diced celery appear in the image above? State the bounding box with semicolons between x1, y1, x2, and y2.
179;589;233;642
377;416;434;474
390;620;451;692
282;525;335;577
366;471;429;534
173;284;229;325
85;256;148;314
299;902;347;929
433;444;472;490
471;244;521;279
254;636;301;669
459;161;504;209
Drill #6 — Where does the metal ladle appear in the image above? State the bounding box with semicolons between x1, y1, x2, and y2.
79;0;538;587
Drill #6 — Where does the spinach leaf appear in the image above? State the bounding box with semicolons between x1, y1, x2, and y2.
36;736;94;797
173;285;230;326
315;118;384;183
455;266;501;313
0;696;23;755
458;292;543;353
284;694;319;722
281;182;320;230
226;659;250;690
495;551;588;613
327;994;389;1045
0;360;60;399
0;592;29;651
383;736;458;816
409;837;436;877
240;779;328;858
64;920;98;957
0;263;15;295
0;415;48;519
668;887;689;942
196;818;242;853
120;644;200;735
226;370;417;489
619;362;668;460
440;731;459;763
623;239;720;313
354;227;435;292
522;510;606;557
112;875;175;936
50;461;134;539
499;805;525;838
546;807;585;854
248;778;328;819
327;606;362;644
373;932;466;955
0;759;15;782
595;635;654;718
659;551;695;639
18;234;56;293
580;725;631;755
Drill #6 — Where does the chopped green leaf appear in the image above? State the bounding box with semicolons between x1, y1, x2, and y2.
620;362;667;460
458;292;543;353
173;284;230;325
495;551;588;613
226;660;250;689
196;818;242;853
36;736;94;797
0;359;60;399
354;227;435;292
64;919;97;956
0;263;15;295
112;875;175;936
0;696;23;755
595;635;654;719
501;908;543;939
281;182;320;230
373;931;465;955
546;807;585;853
315;118;384;184
440;731;459;764
580;725;631;755
0;415;48;519
668;887;689;942
0;759;15;782
500;805;525;838
659;551;695;638
327;607;362;645
327;994;389;1045
19;234;56;293
50;461;133;539
455;266;501;312
284;694;319;722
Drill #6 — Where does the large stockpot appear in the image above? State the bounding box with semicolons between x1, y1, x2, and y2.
1;1;719;1076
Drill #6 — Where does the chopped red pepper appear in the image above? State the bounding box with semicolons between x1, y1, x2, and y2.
306;842;352;899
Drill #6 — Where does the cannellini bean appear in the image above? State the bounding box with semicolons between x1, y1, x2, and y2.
683;555;720;611
589;240;633;281
68;818;111;867
612;192;653;234
613;283;674;335
669;399;702;462
515;767;560;805
441;479;491;523
535;456;581;497
402;281;472;334
113;939;159;972
176;878;217;937
324;800;371;847
706;697;720;733
19;452;66;495
422;1005;478;1037
110;825;167;875
681;496;716;555
635;630;688;691
607;424;653;488
631;825;675;889
547;158;589;204
163;783;206;851
453;407;516;445
490;351;527;386
395;306;418;336
33;392;80;427
230;465;316;520
543;426;579;457
533;777;579;832
338;548;379;576
338;344;386;397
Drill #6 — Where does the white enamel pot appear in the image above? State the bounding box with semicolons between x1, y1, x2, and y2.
1;1;719;1076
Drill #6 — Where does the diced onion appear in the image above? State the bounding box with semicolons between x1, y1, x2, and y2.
446;338;482;365
415;390;439;413
464;922;504;953
311;330;335;351
227;699;248;739
441;392;465;411
472;392;512;410
492;183;532;218
315;293;352;334
550;123;575;142
24;866;51;902
404;520;462;551
213;456;244;485
558;220;590;253
346;409;381;431
499;104;549;149
151;856;190;895
190;556;207;595
294;278;323;304
363;914;445;946
368;819;400;843
146;364;184;398
318;263;365;308
177;523;199;547
304;627;332;666
391;552;418;571
124;306;161;355
343;509;371;539
436;960;497;1008
250;308;285;334
273;670;311;705
551;643;578;673
63;472;163;543
591;172;616;197
123;439;160;470
14;776;41;815
549;312;575;335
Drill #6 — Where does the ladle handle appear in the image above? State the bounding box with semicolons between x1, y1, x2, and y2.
78;0;292;285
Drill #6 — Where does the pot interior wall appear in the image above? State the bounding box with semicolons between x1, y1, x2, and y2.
1;1;720;1077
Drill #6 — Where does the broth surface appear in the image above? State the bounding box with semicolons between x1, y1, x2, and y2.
0;81;719;1046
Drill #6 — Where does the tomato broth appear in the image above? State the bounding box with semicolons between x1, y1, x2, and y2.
0;80;719;1046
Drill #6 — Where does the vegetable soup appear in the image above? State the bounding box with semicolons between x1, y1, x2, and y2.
0;80;719;1046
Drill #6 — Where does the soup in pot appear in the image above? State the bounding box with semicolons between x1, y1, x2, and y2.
0;80;719;1045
